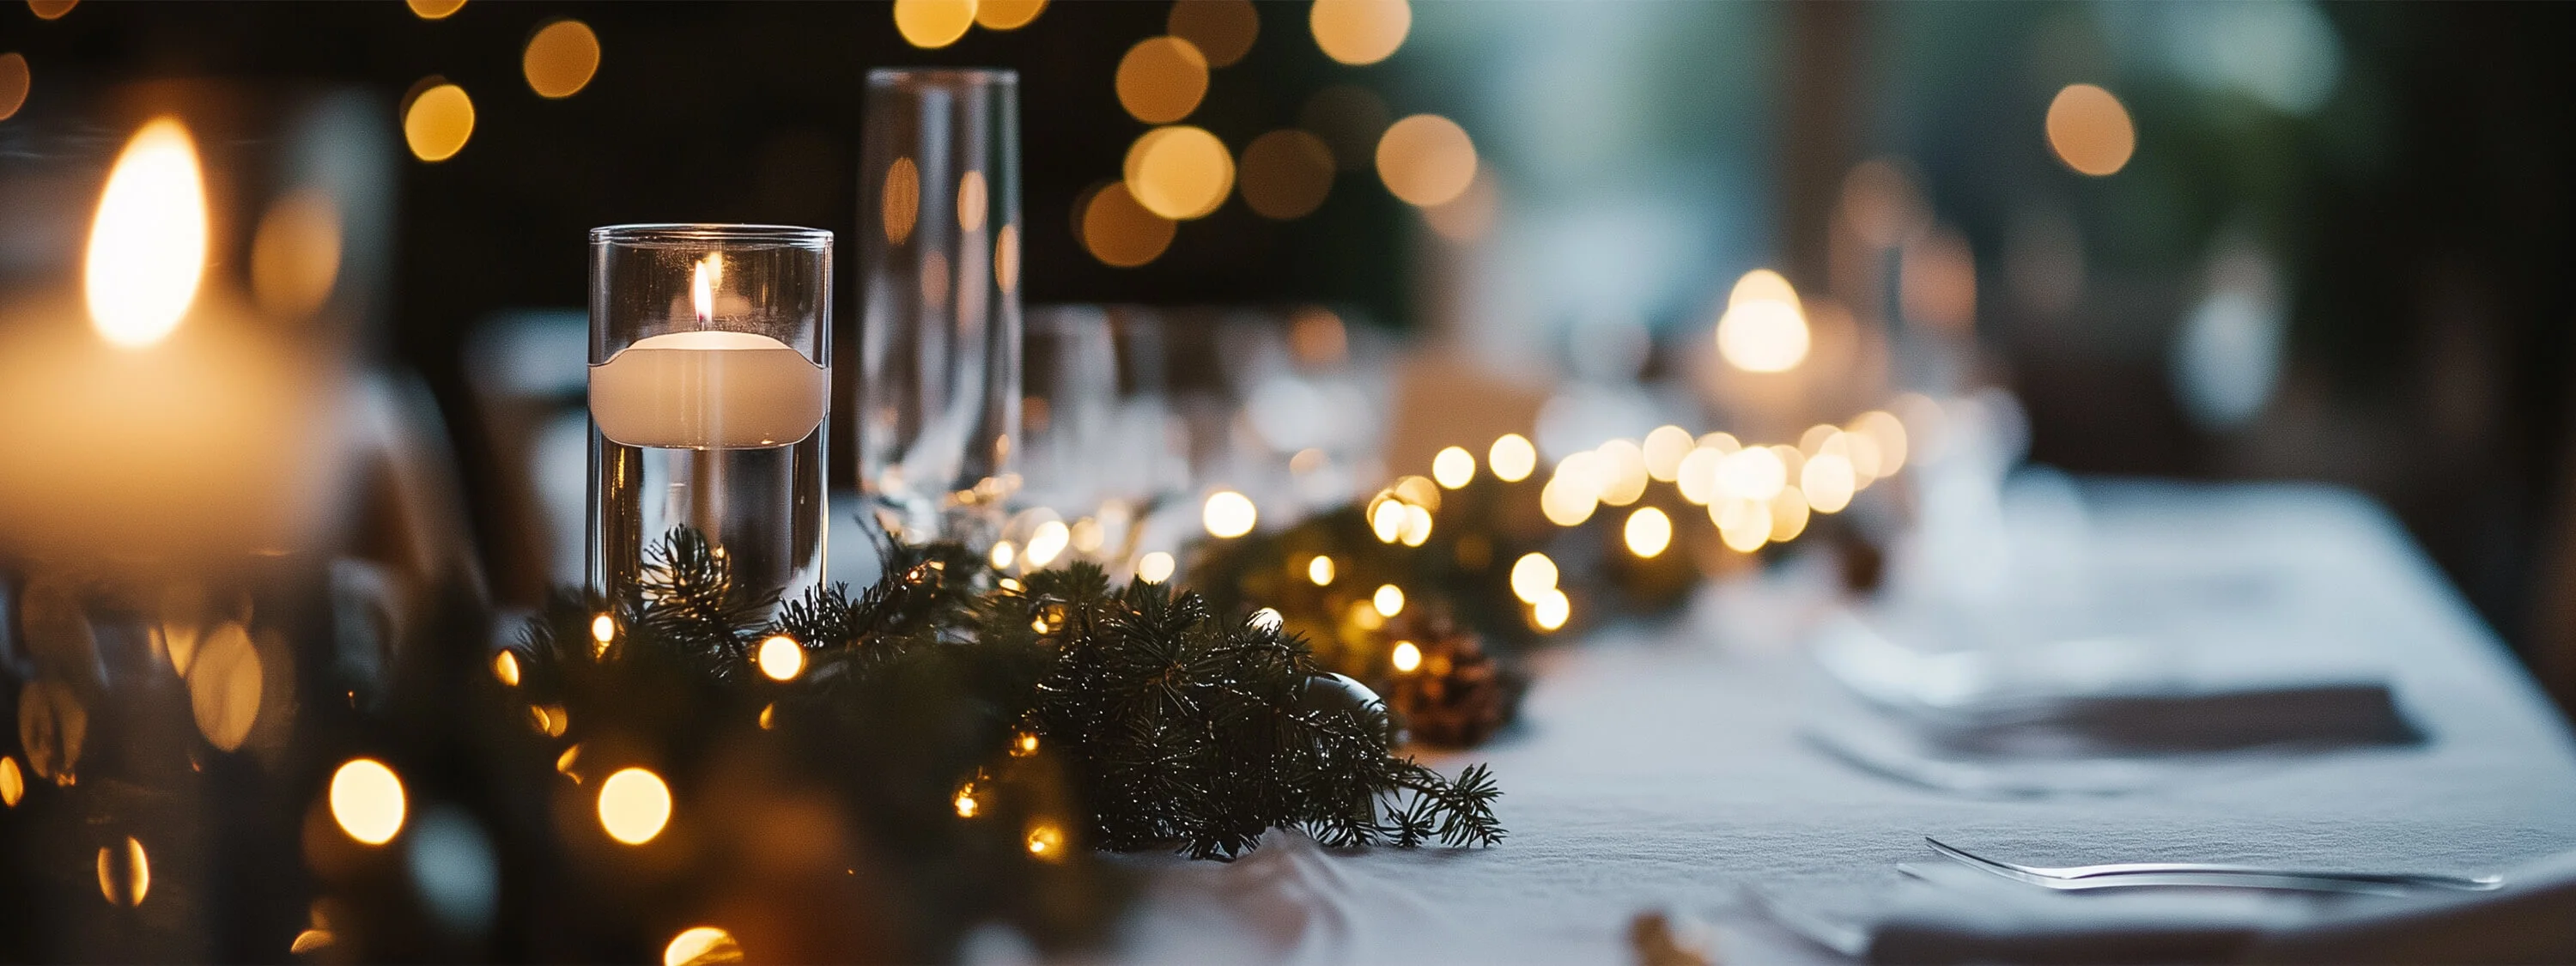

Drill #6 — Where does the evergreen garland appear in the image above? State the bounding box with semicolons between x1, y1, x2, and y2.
510;524;1502;874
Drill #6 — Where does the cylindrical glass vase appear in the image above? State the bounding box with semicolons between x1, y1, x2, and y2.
856;69;1023;546
587;224;831;609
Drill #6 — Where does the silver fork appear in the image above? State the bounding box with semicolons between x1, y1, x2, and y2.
1925;836;2505;895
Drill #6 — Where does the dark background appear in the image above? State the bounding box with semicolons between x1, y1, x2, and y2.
6;1;2576;699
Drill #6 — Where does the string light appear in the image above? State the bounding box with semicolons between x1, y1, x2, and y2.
590;613;615;656
492;650;520;686
0;756;21;807
598;768;672;845
756;635;805;681
954;782;981;817
1308;555;1336;586
990;539;1017;569
329;758;406;846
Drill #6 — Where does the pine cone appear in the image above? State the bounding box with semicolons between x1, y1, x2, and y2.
1387;621;1522;748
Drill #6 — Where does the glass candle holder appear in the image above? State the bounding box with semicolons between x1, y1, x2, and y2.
856;69;1023;546
587;224;831;609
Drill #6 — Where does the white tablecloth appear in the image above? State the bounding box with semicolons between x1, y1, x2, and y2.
1108;481;2576;963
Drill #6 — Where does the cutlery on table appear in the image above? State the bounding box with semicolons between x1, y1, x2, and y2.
1922;836;2504;896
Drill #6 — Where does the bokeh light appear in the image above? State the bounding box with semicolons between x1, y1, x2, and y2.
1768;487;1810;543
97;837;148;907
1715;499;1771;553
882;156;920;244
1116;36;1209;125
1126;125;1234;219
1716;270;1809;373
404;0;461;20
1851;410;1909;477
1488;434;1537;482
1136;551;1176;584
1510;552;1558;603
1025;822;1066;859
1024;519;1069;567
1373;584;1405;617
1310;0;1410;65
330;758;407;846
1801;452;1856;513
1391;640;1422;673
990;540;1016;569
251;190;342;320
756;635;805;681
1399;502;1433;546
1168;0;1258;67
522;19;600;99
1420;168;1498;243
1716;446;1787;501
1370;496;1405;542
1595;440;1650;506
598;768;672;845
2047;83;2136;176
491;650;521;687
403;81;475;162
0;53;27;123
664;927;742;966
893;0;978;49
1642;425;1693;482
1309;555;1336;586
1533;588;1570;632
0;756;22;807
975;0;1046;30
1203;489;1257;538
1432;446;1475;489
1675;447;1722;505
1624;507;1672;558
1236;129;1335;220
1080;182;1176;267
1375;114;1477;207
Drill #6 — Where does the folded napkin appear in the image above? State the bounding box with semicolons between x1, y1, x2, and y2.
1813;611;2419;759
1781;849;2576;964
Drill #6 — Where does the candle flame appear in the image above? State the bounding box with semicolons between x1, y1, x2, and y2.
691;253;720;324
85;118;209;349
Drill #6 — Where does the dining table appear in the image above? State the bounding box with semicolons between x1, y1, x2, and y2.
1099;479;2576;964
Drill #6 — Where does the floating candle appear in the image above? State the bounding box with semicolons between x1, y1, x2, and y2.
587;329;826;449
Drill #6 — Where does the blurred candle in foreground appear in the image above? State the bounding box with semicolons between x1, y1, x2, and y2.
0;115;327;558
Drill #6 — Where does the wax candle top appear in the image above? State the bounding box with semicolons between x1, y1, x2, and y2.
589;330;826;449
